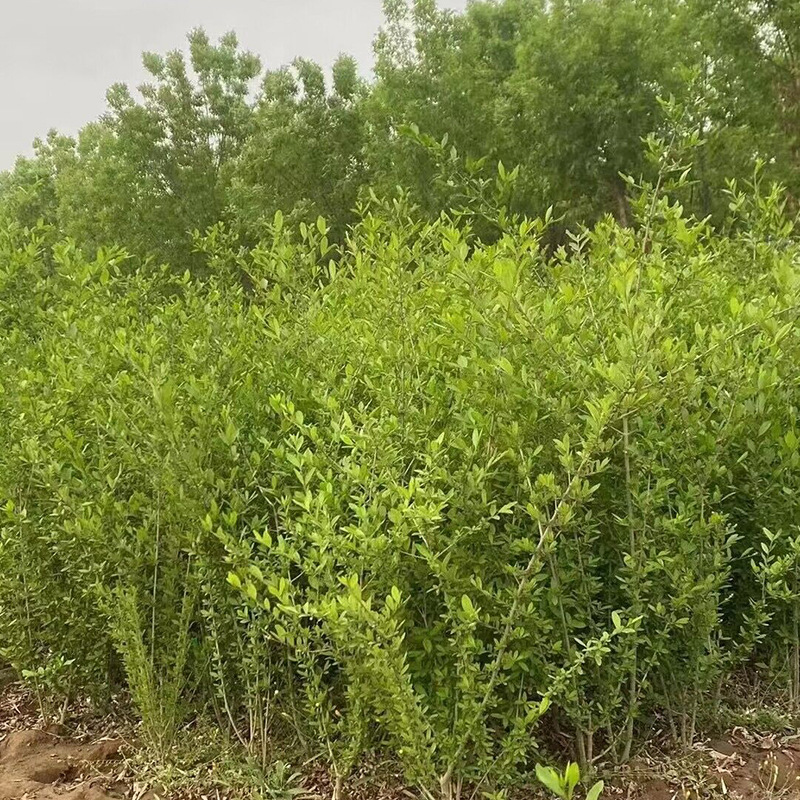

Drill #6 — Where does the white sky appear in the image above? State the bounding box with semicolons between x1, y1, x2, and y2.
0;0;468;169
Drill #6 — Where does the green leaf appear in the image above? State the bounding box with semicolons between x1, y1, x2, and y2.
493;259;517;293
497;357;514;376
461;594;475;615
585;780;604;800
226;572;241;590
565;762;580;794
535;764;566;798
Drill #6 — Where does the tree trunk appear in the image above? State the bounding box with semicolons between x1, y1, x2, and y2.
612;176;631;228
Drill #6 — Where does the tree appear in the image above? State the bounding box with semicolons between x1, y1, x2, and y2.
227;55;368;241
366;0;496;217
15;29;262;272
366;0;799;228
3;1;799;254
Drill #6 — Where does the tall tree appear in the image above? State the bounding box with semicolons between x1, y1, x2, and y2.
228;55;368;240
8;30;262;271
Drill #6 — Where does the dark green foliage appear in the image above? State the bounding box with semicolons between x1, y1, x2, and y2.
227;55;368;242
3;0;798;268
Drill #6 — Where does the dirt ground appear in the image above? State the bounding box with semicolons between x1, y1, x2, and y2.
2;682;800;800
0;728;127;800
0;684;128;800
621;731;800;799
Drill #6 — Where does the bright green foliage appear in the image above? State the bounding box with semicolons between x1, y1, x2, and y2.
2;3;800;797
536;761;603;799
2;149;800;795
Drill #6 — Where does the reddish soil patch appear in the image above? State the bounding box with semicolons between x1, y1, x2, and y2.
622;731;800;799
0;685;127;800
0;729;126;800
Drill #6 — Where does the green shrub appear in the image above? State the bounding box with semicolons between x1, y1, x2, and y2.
1;167;799;797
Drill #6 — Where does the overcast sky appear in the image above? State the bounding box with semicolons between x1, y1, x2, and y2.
0;0;467;169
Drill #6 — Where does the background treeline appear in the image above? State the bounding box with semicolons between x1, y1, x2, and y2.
1;0;799;270
2;2;800;799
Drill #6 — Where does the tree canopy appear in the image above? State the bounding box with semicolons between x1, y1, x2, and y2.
1;0;798;267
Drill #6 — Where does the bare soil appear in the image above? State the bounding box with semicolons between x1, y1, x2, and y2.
591;729;800;799
0;729;126;800
0;686;127;800
2;683;800;800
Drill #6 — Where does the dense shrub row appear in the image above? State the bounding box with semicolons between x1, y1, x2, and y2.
1;171;800;797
